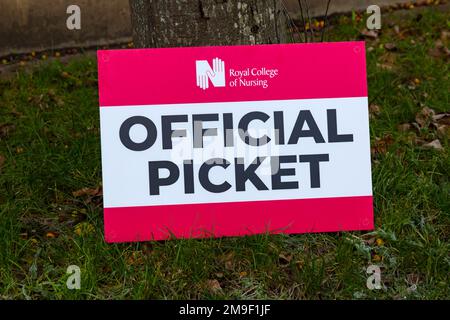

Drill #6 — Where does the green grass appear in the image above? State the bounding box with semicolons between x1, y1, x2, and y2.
0;6;449;299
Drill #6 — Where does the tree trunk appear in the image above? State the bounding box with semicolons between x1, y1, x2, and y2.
129;0;287;48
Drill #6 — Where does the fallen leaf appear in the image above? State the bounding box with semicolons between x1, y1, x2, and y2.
361;29;379;39
126;250;144;266
295;259;305;269
72;187;102;197
413;136;427;146
398;123;412;132
428;47;443;58
437;125;450;139
369;104;381;118
423;139;443;151
206;279;222;293
415;107;435;128
371;135;394;156
384;43;397;51
433;113;450;125
45;231;58;239
0;123;15;139
407;273;421;285
221;252;235;271
377;52;396;70
444;47;450;57
278;253;293;266
377;63;394;71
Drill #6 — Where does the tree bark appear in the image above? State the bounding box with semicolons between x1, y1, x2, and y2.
129;0;287;48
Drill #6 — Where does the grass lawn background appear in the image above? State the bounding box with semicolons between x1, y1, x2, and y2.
0;5;449;299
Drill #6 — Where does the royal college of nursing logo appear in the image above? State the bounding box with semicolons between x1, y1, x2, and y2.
195;58;226;90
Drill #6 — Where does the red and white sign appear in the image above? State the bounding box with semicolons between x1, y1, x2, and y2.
97;42;373;243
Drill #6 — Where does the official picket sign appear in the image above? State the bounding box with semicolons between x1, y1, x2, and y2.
97;42;373;243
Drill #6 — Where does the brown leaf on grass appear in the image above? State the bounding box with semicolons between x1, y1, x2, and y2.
444;47;450;57
397;123;412;132
295;259;305;269
428;47;443;58
45;231;59;239
225;260;234;271
433;113;450;126
377;52;396;70
0;123;15;139
371;135;394;156
221;252;235;271
126;250;145;266
437;125;450;139
206;279;222;293
423;139;443;151
406;273;421;286
384;43;397;51
440;30;449;43
415;102;445;132
435;39;444;49
278;253;293;266
415;107;435;128
412;136;427;146
47;89;56;97
377;63;394;71
369;104;381;118
428;40;450;59
368;238;377;246
72;186;103;207
361;29;379;39
72;187;102;197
